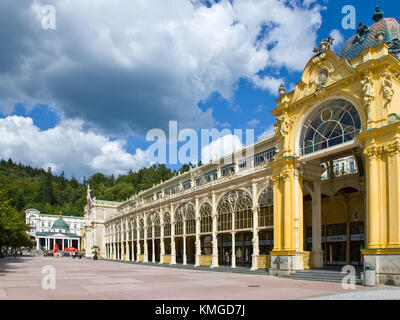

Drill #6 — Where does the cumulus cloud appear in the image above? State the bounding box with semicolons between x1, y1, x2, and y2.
330;29;345;51
251;75;283;95
257;124;275;140
0;0;323;137
0;116;150;178
201;134;242;163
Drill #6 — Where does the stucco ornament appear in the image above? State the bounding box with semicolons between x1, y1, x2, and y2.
382;71;395;105
264;177;272;189
276;113;295;137
360;74;375;119
316;69;329;86
385;142;400;159
262;157;270;167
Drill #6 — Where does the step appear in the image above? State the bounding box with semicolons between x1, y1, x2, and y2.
282;270;362;284
282;276;362;284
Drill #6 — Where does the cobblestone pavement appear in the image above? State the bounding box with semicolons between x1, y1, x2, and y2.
0;256;381;300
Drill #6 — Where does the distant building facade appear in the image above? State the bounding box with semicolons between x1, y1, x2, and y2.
25;208;83;251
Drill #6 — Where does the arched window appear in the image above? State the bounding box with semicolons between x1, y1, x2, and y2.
235;193;252;230
153;213;160;238
175;203;195;235
174;210;183;236
117;224;121;242
132;218;137;240
217;190;252;231
139;219;144;239
259;187;273;227
128;221;132;241
300;99;361;155
146;216;152;238
217;198;232;231
184;205;196;235
200;203;212;233
164;213;171;237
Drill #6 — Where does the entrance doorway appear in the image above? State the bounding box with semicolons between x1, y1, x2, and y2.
217;233;232;266
186;236;195;264
154;239;160;262
235;232;253;267
175;237;183;263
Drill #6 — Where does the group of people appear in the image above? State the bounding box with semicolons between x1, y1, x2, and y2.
45;250;83;259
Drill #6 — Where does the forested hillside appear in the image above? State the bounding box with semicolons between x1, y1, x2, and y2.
0;159;192;217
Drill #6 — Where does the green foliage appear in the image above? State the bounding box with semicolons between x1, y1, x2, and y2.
0;187;33;249
0;158;192;219
0;159;86;217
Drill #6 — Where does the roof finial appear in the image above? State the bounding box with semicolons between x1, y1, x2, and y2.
313;35;335;54
372;6;384;22
278;83;286;97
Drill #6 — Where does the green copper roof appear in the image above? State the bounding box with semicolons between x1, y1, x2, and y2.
339;17;400;61
52;218;69;231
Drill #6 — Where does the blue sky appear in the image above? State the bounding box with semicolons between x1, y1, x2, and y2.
0;0;398;179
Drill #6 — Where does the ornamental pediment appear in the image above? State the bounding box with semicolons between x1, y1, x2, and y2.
285;50;357;106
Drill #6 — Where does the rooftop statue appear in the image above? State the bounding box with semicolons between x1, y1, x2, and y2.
353;23;370;44
372;6;384;23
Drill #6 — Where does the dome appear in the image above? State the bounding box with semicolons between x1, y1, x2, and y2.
340;10;400;61
52;218;69;231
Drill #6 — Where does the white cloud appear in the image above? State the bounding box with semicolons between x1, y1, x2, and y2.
246;118;260;127
251;75;283;95
257;124;275;141
201;134;242;163
0;0;324;136
0;116;150;178
330;29;345;51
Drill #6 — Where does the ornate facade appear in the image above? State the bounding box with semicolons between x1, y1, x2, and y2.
83;11;400;285
26;208;83;251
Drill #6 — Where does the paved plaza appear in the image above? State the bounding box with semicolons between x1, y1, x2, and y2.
0;256;398;300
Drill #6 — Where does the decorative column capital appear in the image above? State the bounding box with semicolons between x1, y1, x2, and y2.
364;145;383;160
384;142;400;159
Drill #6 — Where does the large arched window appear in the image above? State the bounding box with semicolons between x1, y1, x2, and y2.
300;99;361;155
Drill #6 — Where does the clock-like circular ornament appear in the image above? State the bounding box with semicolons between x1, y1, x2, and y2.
316;69;329;86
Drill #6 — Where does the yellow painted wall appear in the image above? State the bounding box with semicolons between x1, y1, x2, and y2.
304;192;364;228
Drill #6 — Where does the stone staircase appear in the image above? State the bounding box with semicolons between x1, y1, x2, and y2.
282;268;362;284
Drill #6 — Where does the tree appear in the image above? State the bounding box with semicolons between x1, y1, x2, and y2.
0;187;33;250
40;167;56;205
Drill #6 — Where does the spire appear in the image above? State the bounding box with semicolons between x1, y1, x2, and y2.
372;6;384;23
